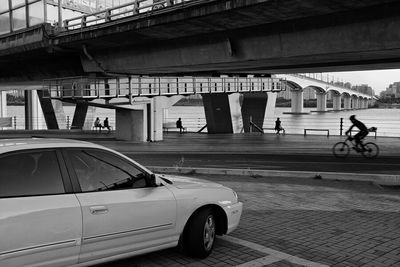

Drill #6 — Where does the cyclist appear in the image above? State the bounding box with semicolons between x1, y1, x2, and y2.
345;115;369;151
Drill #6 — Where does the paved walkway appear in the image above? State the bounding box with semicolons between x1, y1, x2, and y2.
100;174;400;267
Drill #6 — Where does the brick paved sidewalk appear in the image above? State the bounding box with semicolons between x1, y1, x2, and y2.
99;175;400;267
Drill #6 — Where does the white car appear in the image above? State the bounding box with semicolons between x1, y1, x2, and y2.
0;138;242;267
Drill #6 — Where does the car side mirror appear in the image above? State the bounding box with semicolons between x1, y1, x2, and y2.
148;173;158;187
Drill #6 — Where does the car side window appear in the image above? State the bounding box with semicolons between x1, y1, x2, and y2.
67;149;148;192
0;150;65;198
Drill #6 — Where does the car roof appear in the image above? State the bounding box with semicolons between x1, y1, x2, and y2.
0;138;105;154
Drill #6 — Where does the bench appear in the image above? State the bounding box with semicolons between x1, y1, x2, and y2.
163;122;186;133
304;129;329;137
92;125;113;132
0;117;12;127
263;127;286;135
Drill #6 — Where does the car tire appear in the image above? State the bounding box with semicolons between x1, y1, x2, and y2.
183;208;216;258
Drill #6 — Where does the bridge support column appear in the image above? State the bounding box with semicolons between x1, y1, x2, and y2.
37;90;59;129
229;93;243;133
359;99;364;109
316;92;327;112
351;98;358;109
0;91;6;118
71;101;89;129
241;92;267;132
362;99;368;109
152;96;183;141
290;90;304;113
25;90;43;130
116;108;145;141
202;94;234;133
266;92;277;118
332;94;342;111
343;96;351;110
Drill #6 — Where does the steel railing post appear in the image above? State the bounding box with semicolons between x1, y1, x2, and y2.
129;76;133;104
340;118;343;136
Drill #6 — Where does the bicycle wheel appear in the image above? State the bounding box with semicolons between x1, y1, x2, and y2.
362;142;379;159
332;142;350;158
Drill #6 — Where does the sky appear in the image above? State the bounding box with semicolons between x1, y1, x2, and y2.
326;69;400;94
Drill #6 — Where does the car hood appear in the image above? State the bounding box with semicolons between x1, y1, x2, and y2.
157;174;225;189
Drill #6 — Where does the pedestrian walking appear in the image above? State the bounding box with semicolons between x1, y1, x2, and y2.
176;118;184;134
275;118;283;135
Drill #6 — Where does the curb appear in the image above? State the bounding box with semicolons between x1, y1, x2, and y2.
148;166;400;186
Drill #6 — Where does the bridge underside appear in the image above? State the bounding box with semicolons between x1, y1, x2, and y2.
1;0;400;84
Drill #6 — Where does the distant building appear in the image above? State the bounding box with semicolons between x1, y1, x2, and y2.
381;82;400;98
351;84;374;96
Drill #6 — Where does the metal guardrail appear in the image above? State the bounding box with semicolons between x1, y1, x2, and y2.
42;76;287;100
63;0;191;30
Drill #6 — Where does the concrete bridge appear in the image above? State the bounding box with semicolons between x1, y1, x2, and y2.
0;0;383;141
3;73;369;142
1;0;400;85
277;74;373;114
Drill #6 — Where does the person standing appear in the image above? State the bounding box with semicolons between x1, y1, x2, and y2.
103;117;111;133
176;118;183;134
275;118;282;135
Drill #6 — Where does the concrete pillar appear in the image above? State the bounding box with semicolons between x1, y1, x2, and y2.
152;95;182;141
116;108;144;141
202;94;234;134
362;99;368;109
290;89;304;113
343;96;351;110
229;93;243;133
266;92;277;117
352;98;358;109
36;90;59;129
0;91;6;117
241;92;267;133
316;92;327;112
332;94;342;111
71;101;89;130
25;90;43;130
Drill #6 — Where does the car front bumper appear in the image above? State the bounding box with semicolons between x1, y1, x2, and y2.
223;201;243;234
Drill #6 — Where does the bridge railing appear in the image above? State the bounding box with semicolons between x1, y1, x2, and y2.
63;0;189;30
42;76;286;100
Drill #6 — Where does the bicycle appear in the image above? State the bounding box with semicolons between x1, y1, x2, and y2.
332;133;379;159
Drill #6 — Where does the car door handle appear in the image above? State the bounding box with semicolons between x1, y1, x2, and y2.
89;206;108;215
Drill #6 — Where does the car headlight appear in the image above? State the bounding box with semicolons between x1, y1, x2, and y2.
232;190;238;203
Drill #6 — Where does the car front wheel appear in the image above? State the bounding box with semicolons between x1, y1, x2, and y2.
183;208;216;258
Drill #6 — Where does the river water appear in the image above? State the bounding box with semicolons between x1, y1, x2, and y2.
7;105;400;137
166;106;400;137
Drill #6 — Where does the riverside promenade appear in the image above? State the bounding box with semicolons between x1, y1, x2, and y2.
0;130;399;184
93;132;400;185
